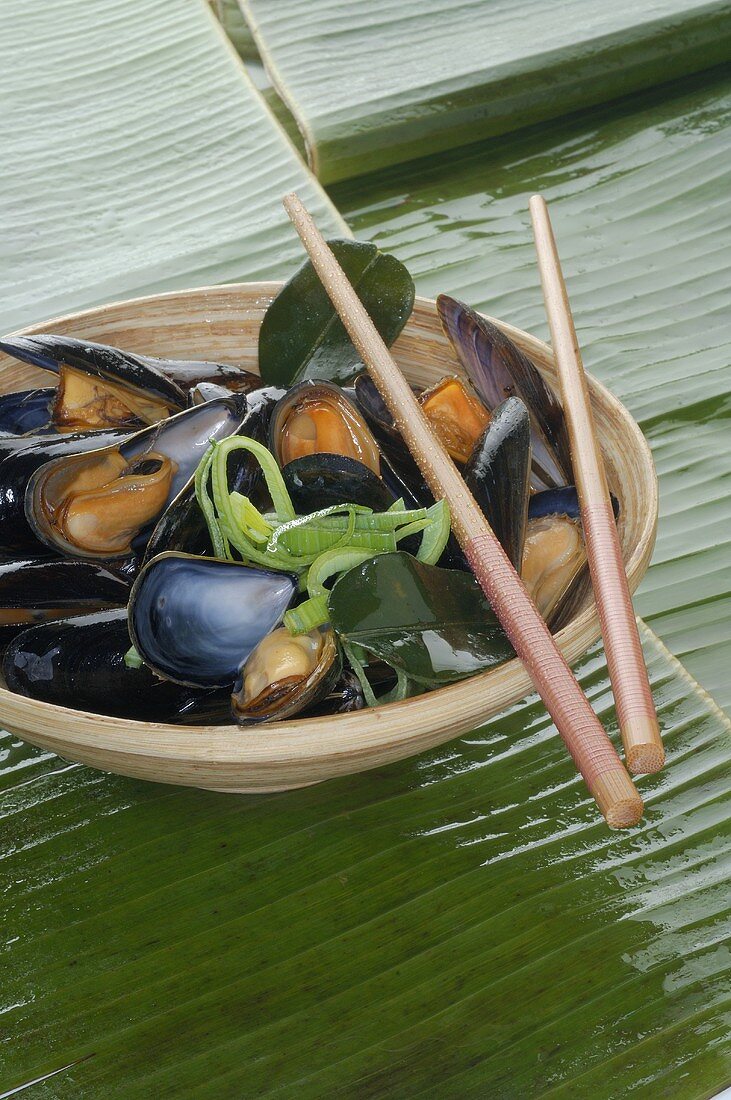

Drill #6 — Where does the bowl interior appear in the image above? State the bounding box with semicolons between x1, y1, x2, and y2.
0;284;657;791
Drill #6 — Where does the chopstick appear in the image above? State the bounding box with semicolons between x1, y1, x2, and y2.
529;194;664;775
283;191;644;829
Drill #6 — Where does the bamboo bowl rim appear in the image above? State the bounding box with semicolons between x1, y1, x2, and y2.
0;283;658;792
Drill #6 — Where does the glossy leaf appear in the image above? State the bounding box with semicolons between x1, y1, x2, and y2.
258;239;415;386
328;551;513;683
335;70;731;712
241;0;731;182
2;624;730;1096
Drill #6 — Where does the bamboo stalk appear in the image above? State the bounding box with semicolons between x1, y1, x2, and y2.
283;191;643;828
529;194;664;775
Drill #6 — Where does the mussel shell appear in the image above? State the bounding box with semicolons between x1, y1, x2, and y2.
527;486;620;633
528;486;620;522
437;296;571;491
282;453;397;515
0;334;262;422
0;334;188;414
464;396;530;570
143;482;213;562
143;388;283;562
0;389;54;436
269;379;381;474
2;608;198;721
0;427;132;555
128;552;297;688
0;557;131;646
25;396;245;560
300;669;366;717
160;361;261;396
232;626;341;724
353;374;432;507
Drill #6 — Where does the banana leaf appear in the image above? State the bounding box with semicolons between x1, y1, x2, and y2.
0;0;348;335
210;0;258;59
2;623;729;1096
240;0;731;182
334;68;731;713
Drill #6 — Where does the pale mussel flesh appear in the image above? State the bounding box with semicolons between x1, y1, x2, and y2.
270;379;405;514
232;626;341;723
0;427;132;555
25;396;244;559
0;334;260;433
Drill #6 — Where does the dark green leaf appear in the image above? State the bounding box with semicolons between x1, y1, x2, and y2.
328;551;513;684
258;238;415;386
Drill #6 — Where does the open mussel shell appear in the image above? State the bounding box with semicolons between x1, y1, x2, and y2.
464;396;530;571
282;453;397;514
0;427;132;555
0;556;131;647
437;295;572;491
128;552;297;688
232;626;341;724
0;334;188;430
526;485;620;633
270;380;382;475
353;374;432;507
2;608;213;721
0;388;55;436
0;334;262;424
25;396;244;560
419;375;491;465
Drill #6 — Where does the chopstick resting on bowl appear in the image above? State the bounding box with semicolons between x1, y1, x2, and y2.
529;194;663;775
282;191;644;830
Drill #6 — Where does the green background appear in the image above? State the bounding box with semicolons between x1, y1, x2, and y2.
1;1;729;1095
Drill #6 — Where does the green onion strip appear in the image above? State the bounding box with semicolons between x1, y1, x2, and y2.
194;436;452;696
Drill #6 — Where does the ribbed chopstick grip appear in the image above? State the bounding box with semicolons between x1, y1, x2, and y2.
529;194;663;775
283;191;643;828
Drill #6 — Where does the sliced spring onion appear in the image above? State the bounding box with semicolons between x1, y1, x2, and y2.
416;499;451;564
283;594;329;635
124;645;144;670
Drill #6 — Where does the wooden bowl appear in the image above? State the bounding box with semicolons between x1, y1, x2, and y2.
0;284;657;792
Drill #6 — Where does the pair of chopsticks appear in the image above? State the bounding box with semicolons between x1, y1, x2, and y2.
282;191;663;829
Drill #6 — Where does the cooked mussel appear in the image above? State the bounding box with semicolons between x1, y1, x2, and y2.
353;374;432;507
232;626;340;723
437;295;572;491
0;334;261;432
25;396;244;559
2;608;212;720
464;396;530;570
522;512;585;625
270;380;382;474
0;334;187;430
526;486;620;631
0;557;131;647
128;552;297;688
0;427;132;554
419;376;491;465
